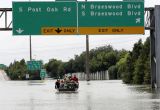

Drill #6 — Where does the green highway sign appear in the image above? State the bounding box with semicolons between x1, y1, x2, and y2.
0;64;7;70
13;1;77;35
13;1;144;35
56;0;77;1
78;1;144;34
123;0;144;2
27;60;42;71
40;69;47;78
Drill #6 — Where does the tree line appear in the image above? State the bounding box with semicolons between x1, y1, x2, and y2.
45;45;128;79
119;37;150;84
5;37;151;84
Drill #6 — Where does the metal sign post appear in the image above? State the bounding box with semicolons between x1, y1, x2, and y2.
155;6;160;88
29;0;32;61
85;0;90;81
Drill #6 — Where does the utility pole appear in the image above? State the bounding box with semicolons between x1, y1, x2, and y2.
85;0;90;81
29;35;32;61
86;35;90;81
29;0;32;61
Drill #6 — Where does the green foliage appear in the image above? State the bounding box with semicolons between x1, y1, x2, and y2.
6;37;151;83
45;45;126;79
90;46;119;72
132;39;143;61
121;53;134;83
132;38;150;84
7;59;27;80
46;59;63;78
119;37;151;84
116;53;128;79
117;49;128;59
6;45;127;80
144;57;151;84
108;65;118;79
72;54;85;72
0;64;7;70
133;57;145;84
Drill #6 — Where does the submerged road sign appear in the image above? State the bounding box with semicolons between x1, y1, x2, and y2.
13;1;144;35
13;1;77;35
78;1;144;34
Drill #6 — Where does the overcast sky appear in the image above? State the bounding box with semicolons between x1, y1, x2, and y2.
0;0;159;66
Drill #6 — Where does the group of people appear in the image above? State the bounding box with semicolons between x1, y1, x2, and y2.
55;74;79;89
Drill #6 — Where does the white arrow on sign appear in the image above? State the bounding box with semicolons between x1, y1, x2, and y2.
136;18;141;24
16;28;24;34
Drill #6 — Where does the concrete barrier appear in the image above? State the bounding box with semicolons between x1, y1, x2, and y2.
72;70;109;80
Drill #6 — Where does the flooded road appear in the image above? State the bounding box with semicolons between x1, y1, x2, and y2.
0;80;160;110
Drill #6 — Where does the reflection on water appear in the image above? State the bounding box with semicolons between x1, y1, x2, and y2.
0;80;160;110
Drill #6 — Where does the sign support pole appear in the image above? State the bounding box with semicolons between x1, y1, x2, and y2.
29;35;32;61
29;0;32;61
155;6;160;88
149;8;156;88
86;35;90;81
85;0;90;81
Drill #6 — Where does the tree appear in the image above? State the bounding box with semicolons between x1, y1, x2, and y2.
46;59;63;78
144;57;151;84
116;53;128;79
118;37;151;84
133;57;145;84
132;39;143;61
121;53;134;83
58;63;65;78
90;57;99;72
133;38;150;84
72;54;85;72
7;59;27;80
108;65;118;79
